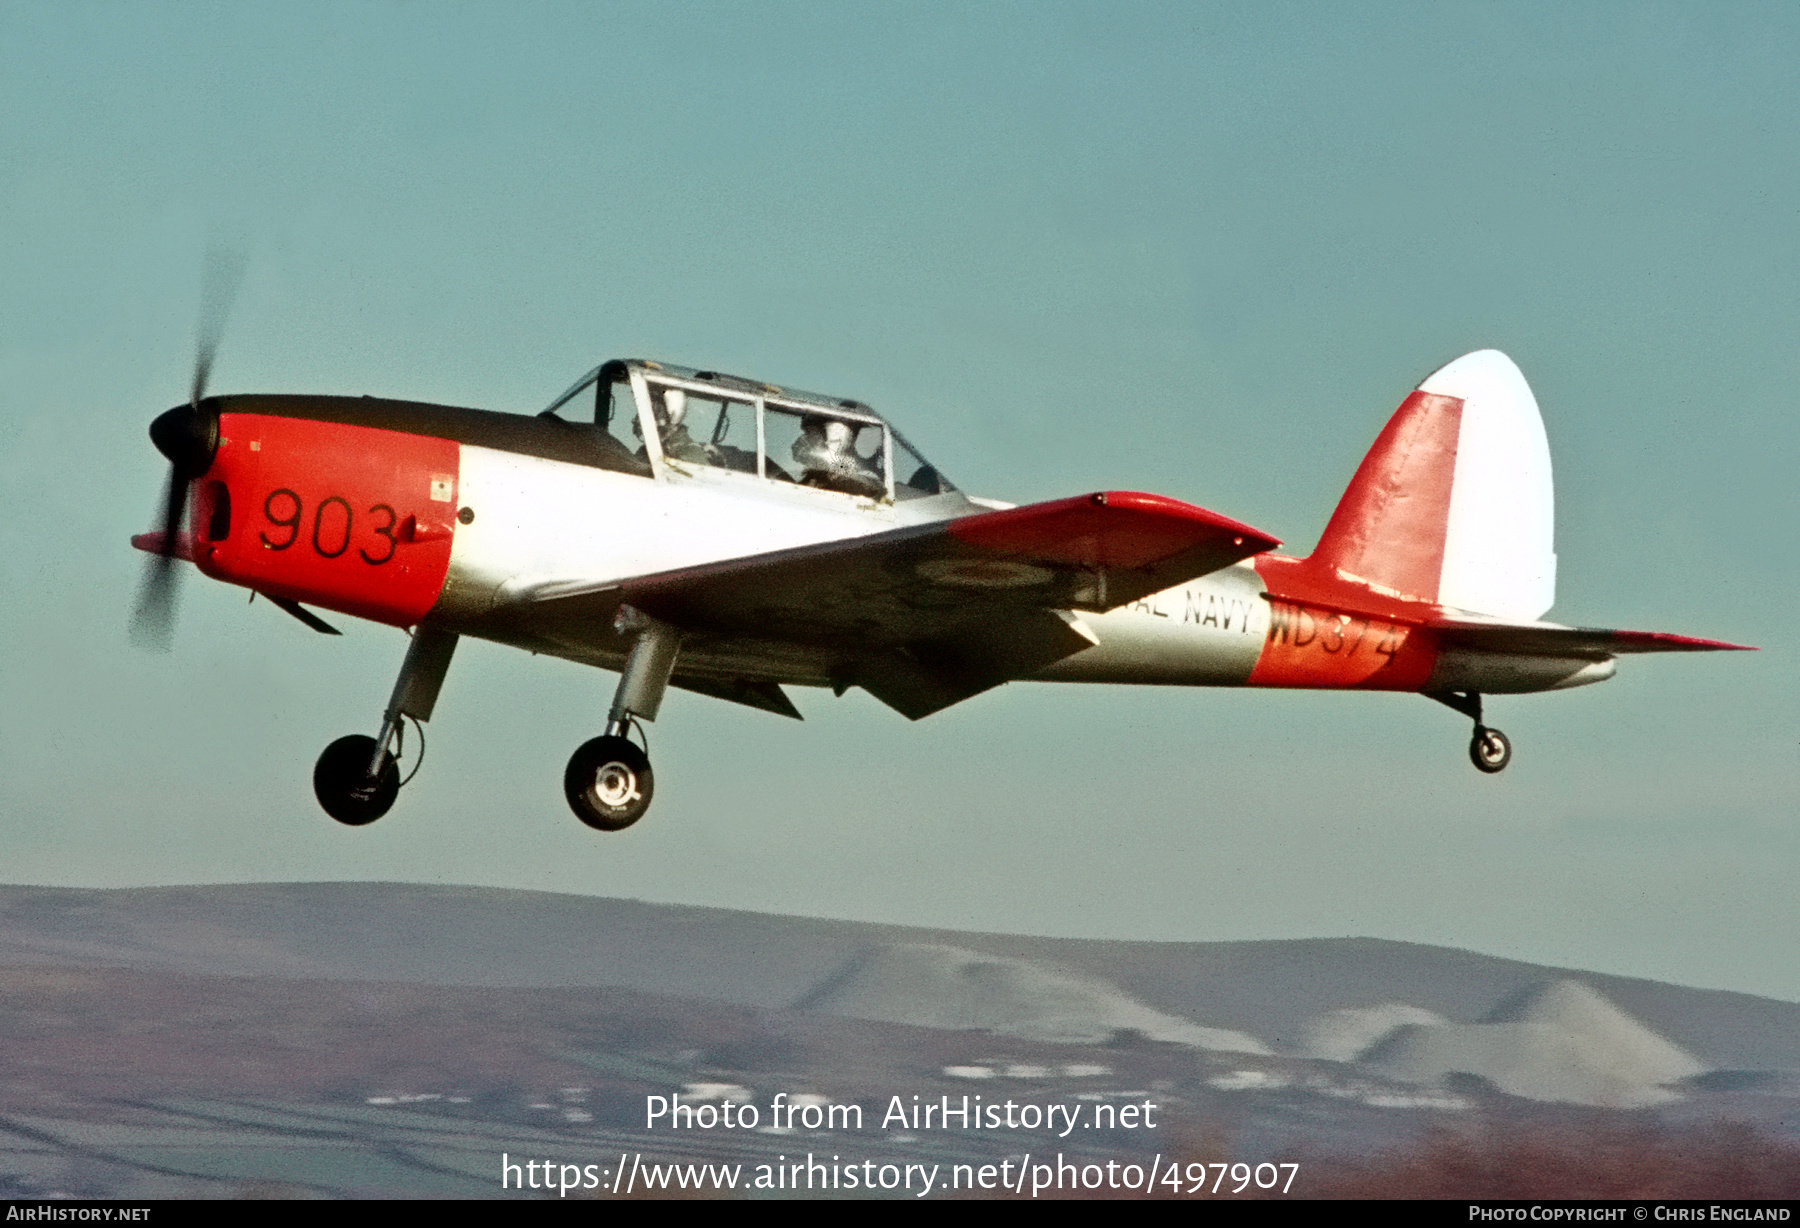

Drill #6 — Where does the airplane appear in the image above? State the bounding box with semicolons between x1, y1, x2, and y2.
132;344;1752;831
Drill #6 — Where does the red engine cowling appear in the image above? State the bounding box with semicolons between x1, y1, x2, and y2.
192;413;460;627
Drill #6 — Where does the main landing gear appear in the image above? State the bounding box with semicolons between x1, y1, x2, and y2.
310;606;681;830
563;605;681;831
1427;690;1512;775
313;626;458;826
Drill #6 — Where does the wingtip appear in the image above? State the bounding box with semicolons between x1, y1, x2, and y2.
1094;491;1282;551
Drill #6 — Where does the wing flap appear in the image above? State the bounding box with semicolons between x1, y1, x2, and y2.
668;674;804;720
856;609;1099;719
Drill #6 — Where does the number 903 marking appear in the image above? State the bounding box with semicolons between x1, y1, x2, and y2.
260;488;399;565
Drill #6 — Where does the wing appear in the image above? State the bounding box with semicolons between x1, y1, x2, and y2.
512;491;1278;719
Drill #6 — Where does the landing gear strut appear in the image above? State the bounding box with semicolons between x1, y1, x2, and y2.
313;626;459;825
1426;690;1512;775
565;605;681;831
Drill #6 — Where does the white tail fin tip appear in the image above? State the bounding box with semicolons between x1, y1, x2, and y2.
1419;350;1556;620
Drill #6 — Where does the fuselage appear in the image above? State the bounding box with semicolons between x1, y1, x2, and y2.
139;349;1751;827
177;389;1612;701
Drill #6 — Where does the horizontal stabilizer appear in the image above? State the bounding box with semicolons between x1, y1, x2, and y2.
1434;619;1754;658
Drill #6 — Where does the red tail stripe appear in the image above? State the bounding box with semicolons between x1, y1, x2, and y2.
1311;390;1463;604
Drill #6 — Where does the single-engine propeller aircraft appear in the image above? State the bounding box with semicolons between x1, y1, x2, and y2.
132;344;1751;830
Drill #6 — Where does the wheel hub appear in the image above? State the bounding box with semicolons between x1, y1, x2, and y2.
564;734;654;830
593;761;639;807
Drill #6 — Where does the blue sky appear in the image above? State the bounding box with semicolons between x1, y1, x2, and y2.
3;2;1794;1000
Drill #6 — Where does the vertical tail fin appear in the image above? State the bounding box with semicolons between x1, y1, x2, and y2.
1311;350;1556;620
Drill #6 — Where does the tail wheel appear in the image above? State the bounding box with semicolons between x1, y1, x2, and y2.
314;735;400;825
564;735;653;831
1469;726;1512;774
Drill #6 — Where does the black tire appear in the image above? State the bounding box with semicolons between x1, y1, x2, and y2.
564;736;653;831
1469;726;1512;774
313;735;400;825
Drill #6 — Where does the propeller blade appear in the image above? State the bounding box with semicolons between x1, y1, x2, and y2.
191;243;245;407
130;469;189;651
135;244;243;651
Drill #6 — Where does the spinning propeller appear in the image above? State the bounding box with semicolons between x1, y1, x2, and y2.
131;247;245;650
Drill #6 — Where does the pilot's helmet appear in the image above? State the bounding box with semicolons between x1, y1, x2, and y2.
794;415;855;466
658;388;688;428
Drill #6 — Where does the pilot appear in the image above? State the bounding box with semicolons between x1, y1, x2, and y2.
647;387;716;465
792;415;885;498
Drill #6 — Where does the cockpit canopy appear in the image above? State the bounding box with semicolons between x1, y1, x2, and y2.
541;359;954;502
